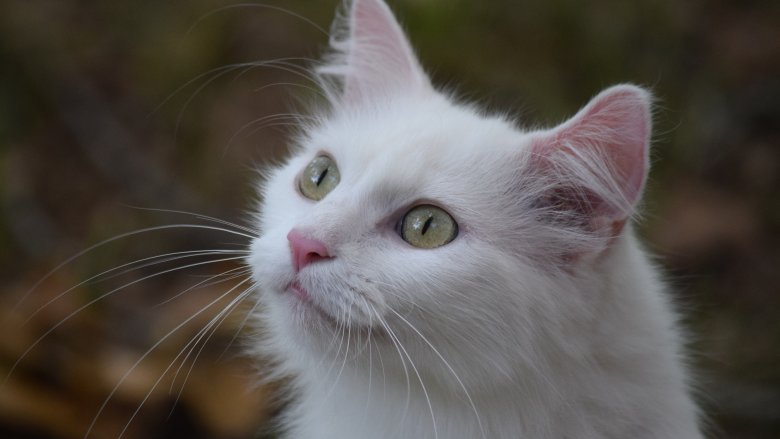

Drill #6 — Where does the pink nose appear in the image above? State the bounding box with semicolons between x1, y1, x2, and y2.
287;229;331;272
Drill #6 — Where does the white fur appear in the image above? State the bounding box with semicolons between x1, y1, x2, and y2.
248;1;702;437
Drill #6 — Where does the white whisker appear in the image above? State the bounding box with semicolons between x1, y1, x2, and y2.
174;58;320;143
318;306;353;407
386;307;486;439
13;223;254;312
121;206;260;238
222;112;313;157
372;309;412;430
21;249;247;325
187;4;329;38
85;278;254;439
6;256;248;387
375;313;438;439
217;292;261;362
154;266;250;308
150;56;312;118
168;281;255;402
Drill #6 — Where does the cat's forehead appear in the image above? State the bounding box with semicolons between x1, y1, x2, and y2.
307;97;525;181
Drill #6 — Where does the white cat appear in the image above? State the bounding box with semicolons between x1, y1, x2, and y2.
248;0;703;437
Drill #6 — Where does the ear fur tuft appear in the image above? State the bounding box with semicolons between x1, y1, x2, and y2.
317;0;431;106
530;85;652;247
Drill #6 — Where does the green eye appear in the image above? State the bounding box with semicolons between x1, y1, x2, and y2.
400;205;458;249
299;155;340;201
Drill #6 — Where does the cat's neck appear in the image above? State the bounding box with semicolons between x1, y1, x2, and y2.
283;230;702;439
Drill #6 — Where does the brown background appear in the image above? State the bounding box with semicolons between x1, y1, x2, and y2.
1;0;779;438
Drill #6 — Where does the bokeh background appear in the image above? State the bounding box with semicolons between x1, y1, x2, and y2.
1;0;778;438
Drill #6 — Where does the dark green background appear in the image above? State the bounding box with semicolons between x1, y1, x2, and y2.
1;0;778;437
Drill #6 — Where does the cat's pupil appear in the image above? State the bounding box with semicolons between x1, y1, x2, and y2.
316;168;328;186
400;205;457;248
299;155;339;201
421;216;433;235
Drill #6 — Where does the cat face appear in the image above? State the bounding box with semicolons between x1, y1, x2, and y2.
249;0;651;388
249;96;534;369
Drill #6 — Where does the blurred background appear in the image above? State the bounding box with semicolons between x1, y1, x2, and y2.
1;0;778;437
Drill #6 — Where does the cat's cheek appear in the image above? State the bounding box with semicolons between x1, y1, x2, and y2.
248;234;336;333
249;234;295;296
260;294;320;361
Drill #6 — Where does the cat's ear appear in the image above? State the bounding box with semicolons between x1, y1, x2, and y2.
529;85;651;249
319;0;432;105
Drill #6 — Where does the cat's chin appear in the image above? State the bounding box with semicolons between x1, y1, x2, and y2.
271;282;389;349
274;282;337;328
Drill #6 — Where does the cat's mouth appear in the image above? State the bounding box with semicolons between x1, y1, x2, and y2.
283;281;342;328
288;281;313;304
281;280;386;337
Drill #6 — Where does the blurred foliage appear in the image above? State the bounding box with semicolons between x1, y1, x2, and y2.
0;0;778;438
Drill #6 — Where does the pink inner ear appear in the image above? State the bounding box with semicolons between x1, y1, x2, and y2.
343;0;430;103
532;85;651;223
353;0;406;50
561;86;650;203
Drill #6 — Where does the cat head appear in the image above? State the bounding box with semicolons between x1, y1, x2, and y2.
249;0;651;387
